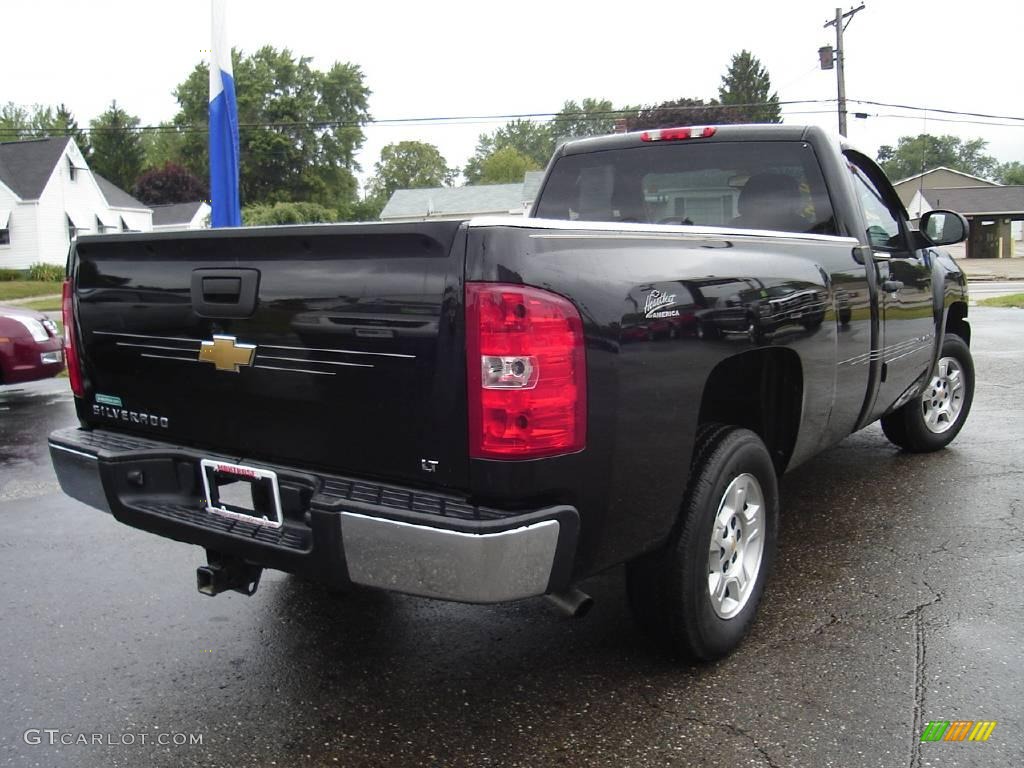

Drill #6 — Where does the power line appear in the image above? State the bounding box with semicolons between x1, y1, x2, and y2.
0;99;837;138
848;99;1024;123
857;112;1024;129
2;98;1022;141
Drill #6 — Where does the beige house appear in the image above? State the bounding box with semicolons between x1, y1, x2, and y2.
909;186;1024;259
893;167;998;209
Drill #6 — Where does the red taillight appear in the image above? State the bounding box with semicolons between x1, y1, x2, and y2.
62;279;84;397
466;283;586;459
640;126;717;142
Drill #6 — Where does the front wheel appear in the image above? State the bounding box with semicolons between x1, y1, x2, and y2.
627;426;779;661
881;334;974;452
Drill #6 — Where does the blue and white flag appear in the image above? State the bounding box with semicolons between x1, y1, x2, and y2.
209;0;240;227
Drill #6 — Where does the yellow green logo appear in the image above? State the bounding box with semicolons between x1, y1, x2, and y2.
920;720;997;742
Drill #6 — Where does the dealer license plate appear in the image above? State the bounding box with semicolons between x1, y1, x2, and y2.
200;459;284;529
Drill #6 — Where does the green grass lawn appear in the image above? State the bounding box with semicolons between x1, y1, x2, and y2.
0;281;63;302
978;293;1024;308
14;297;63;311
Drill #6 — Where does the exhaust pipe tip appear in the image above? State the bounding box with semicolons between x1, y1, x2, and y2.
545;587;594;618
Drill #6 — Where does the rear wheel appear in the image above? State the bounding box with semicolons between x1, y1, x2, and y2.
627;426;779;660
881;334;974;452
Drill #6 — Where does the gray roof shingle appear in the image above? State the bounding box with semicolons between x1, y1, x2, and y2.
151;201;204;226
522;171;544;203
0;136;71;199
922;186;1024;215
93;173;149;210
381;183;526;219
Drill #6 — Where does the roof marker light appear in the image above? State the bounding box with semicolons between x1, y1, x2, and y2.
640;126;717;142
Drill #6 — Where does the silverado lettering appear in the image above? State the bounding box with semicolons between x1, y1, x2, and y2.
92;404;169;428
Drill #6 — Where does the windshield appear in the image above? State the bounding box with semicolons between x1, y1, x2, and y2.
534;140;837;236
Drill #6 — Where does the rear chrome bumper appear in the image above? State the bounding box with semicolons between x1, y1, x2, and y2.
340;513;560;602
48;427;578;604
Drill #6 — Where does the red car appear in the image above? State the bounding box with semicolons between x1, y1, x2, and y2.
0;305;65;384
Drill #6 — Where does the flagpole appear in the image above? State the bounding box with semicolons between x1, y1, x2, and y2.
209;0;241;227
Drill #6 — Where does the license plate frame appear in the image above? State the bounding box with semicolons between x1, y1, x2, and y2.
199;459;284;529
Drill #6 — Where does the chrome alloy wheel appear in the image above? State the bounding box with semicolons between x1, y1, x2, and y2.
922;356;966;434
707;473;765;619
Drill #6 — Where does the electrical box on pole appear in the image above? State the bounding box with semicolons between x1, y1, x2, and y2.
818;46;835;70
824;3;865;137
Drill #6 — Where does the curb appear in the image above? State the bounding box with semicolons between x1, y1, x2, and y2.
2;293;62;306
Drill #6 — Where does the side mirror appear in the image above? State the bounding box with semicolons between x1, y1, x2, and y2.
919;209;969;247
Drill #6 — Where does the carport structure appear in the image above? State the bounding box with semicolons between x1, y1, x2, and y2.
909;186;1024;259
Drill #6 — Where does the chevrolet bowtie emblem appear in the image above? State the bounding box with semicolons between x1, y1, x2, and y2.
198;335;256;372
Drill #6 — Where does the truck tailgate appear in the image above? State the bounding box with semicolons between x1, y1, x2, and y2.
72;221;469;490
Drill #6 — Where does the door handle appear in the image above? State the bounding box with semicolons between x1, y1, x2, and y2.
191;268;260;318
882;280;904;292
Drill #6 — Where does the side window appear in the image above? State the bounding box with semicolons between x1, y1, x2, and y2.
846;156;906;251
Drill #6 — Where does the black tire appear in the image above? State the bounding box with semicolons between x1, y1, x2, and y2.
881;334;974;453
627;426;779;661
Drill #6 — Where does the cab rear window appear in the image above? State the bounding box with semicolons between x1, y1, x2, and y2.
534;141;837;236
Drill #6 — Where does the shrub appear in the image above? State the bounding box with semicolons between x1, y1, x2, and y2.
242;202;340;226
27;263;66;282
0;268;25;281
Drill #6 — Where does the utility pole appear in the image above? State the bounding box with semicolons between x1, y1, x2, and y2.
823;4;865;136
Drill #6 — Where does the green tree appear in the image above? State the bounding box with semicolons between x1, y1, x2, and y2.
0;102;33;140
628;98;734;131
88;101;146;191
998;161;1024;185
172;46;371;209
49;104;91;159
718;50;781;123
476;146;541;184
140;123;185;169
464;119;554;184
0;103;91;157
877;134;999;181
550;98;623;141
0;102;55;141
339;197;386;222
365;141;455;204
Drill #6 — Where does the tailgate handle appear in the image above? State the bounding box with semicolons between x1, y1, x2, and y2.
202;277;241;301
191;269;260;318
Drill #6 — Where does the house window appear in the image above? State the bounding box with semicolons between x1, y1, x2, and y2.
120;216;130;232
66;214;79;241
96;215;117;233
68;156;77;182
0;209;10;246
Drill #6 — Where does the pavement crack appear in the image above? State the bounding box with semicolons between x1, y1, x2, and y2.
727;723;783;768
638;694;783;768
906;579;942;768
679;716;782;768
812;613;841;634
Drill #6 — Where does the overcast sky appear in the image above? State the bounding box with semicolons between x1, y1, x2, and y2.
5;0;1021;190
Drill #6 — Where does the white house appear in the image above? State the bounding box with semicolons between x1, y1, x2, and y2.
0;137;152;269
151;201;211;232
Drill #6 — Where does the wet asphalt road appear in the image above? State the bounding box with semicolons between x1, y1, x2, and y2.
1;308;1022;768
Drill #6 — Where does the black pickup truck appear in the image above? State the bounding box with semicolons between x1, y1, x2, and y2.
49;124;974;660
